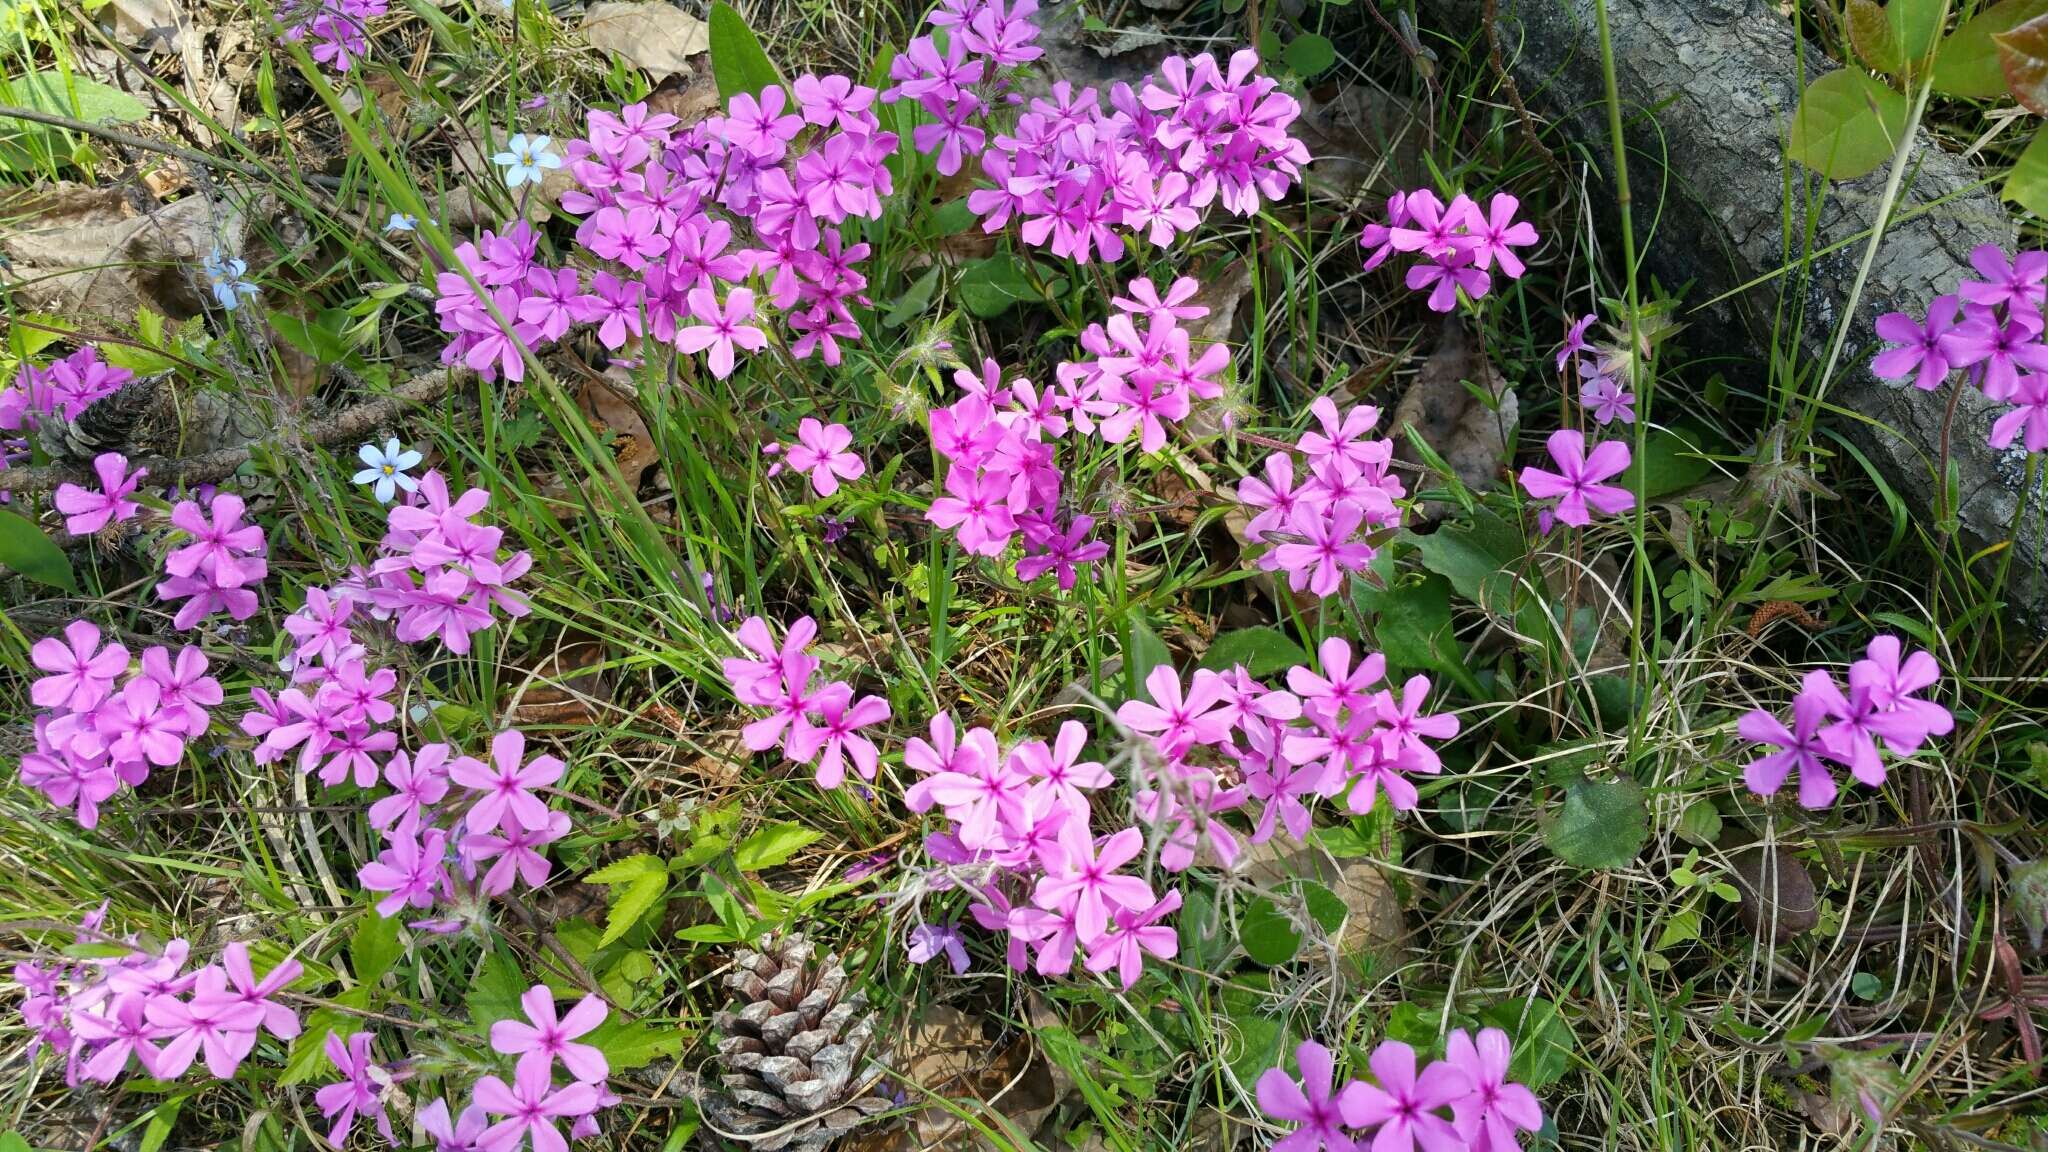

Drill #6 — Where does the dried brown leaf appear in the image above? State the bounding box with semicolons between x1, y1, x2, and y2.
850;1001;1071;1151
0;183;245;320
581;369;661;492
1725;841;1819;942
1391;314;1518;519
580;2;710;83
2001;14;2048;115
508;639;611;725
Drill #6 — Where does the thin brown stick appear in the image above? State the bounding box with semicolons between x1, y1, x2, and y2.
0;367;466;497
1483;0;1563;176
0;103;276;182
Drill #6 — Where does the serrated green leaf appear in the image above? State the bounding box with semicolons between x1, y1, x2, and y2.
707;1;785;102
466;950;527;1028
587;853;666;886
733;823;823;871
0;509;77;592
1935;0;2048;96
588;1018;685;1070
1197;626;1309;678
1786;69;1910;181
601;872;668;947
1539;775;1648;870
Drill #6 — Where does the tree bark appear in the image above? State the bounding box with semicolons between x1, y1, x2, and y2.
1425;0;2042;607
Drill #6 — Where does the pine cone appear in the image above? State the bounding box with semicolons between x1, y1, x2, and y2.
697;934;892;1151
37;375;272;463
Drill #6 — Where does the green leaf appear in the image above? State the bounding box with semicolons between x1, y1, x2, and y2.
733;823;823;871
1219;985;1286;1090
883;267;940;329
586;853;666;886
706;1;785;102
1934;0;2048;96
466;950;528;1028
0;509;76;592
673;923;740;943
3;70;149;122
349;911;403;985
0;1131;30;1152
1123;617;1173;703
1847;0;1907;73
1478;997;1576;1090
587;1018;685;1070
267;308;349;363
2006;125;2048;215
1675;800;1724;848
1371;573;1482;698
1283;32;1336;78
600;871;669;947
1998;12;2048;113
1889;0;1946;62
1198;626;1309;678
1406;505;1525;614
1786;68;1909;181
1621;426;1712;500
1539;775;1649;870
1240;896;1302;965
1176;887;1229;972
1383;1000;1445;1054
956;253;1043;316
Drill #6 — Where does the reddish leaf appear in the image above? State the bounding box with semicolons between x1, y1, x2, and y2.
1997;12;2048;115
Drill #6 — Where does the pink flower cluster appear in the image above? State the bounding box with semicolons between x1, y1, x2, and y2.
155;491;269;629
900;710;1178;990
319;986;617;1152
942;25;1311;261
1236;398;1406;598
1257;1034;1543;1152
20;621;222;828
1871;245;2048;452
16;903;300;1089
1359;189;1541;312
279;0;387;72
348;469;533;654
726;614;892;789
434;71;895;380
922;276;1228;584
1739;634;1953;810
1554;313;1635;426
1516;429;1633;531
1;344;131;433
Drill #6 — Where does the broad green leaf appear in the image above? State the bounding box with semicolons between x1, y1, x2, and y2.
1848;0;1907;73
1383;1000;1445;1054
588;1018;685;1070
600;871;668;946
8;314;67;359
138;1096;183;1152
706;1;785;102
1889;0;1946;62
3;70;149;122
1123;617;1174;703
1539;774;1648;870
0;509;76;592
956;253;1043;316
1239;896;1300;965
1478;997;1576;1090
2004;125;2048;214
1786;69;1909;181
1219;985;1286;1090
1370;573;1482;697
1675;800;1724;848
733;823;823;871
466;950;528;1028
0;1132;29;1152
1197;626;1309;678
267;308;349;363
1176;887;1229;972
1621;426;1712;500
1283;32;1336;78
1406;504;1525;613
586;853;666;885
1934;0;2048;95
883;267;941;328
1998;13;2048;113
349;910;403;985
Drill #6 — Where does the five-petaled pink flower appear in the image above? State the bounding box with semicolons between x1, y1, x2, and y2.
676;287;768;380
1256;1039;1369;1152
490;984;610;1083
1517;429;1635;528
450;728;565;833
54;452;147;535
778;418;866;497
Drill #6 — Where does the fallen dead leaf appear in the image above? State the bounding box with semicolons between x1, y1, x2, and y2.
644;64;723;126
1391;314;1517;520
580;1;710;83
580;370;662;495
508;639;612;725
0;183;249;321
1725;839;1819;943
1295;84;1426;199
107;0;180;51
849;999;1070;1151
1241;839;1403;976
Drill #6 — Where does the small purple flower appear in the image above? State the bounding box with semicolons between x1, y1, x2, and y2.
906;922;971;974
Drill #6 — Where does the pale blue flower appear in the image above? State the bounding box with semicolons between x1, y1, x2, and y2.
202;249;259;311
384;212;418;233
492;133;561;188
352;438;423;503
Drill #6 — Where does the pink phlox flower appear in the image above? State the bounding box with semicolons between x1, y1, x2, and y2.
139;645;223;734
475;1058;603;1152
30;620;129;712
314;1032;395;1148
148;964;264;1078
164;494;265;588
462;810;569;896
73;992;171;1083
1443;1027;1544;1152
1015;514;1107;590
370;743;453;833
220;940;302;1039
1464;192;1540;277
793;73;878;132
722;614;819;708
490;985;610;1083
95;678;191;768
1135;775;1246;871
927;465;1020;556
1271;498;1382;598
1013;719;1111;814
1992;371;2048;453
451;729;565;833
1032;822;1155;942
284;587;357;667
1008;901;1081;976
53;452;147;535
1346;1039;1471;1152
780;418;866;497
1517;430;1635;528
1873;294;1963;392
1556;313;1597;372
907;922;972;975
903;713;999;812
1848;633;1953;754
1083;888;1181;989
921;734;1032;849
1958;244;2048;314
740;651;837;754
786;688;891;788
675;287;768;380
1740;677;1846;809
420;1097;495;1152
358;825;451;916
1287;637;1386;723
1255;1039;1371;1152
1373;675;1460;773
1944;301;2048;401
1116;665;1237;757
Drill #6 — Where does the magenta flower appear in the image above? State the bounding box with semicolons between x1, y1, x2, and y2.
907;922;972;974
358;826;450;915
1958;244;2048;313
148;966;264;1078
1272;499;1380;598
1117;666;1236;757
220;940;302;1039
1465;192;1540;277
1347;1039;1470;1152
314;1032;394;1148
1443;1027;1544;1152
30;619;129;711
420;1098;494;1152
462;811;568;896
787;690;891;788
1255;1039;1370;1152
1739;678;1845;809
165;493;265;587
1082;888;1181;989
1517;429;1635;527
1015;514;1107;590
1991;372;2048;453
490;985;609;1083
1848;634;1953;753
370;743;452;832
451;729;565;833
96;679;192;768
53;452;147;535
675;287;768;380
1942;303;2048;401
1582;375;1636;425
73;993;169;1082
1556;313;1597;371
1374;674;1460;773
1288;637;1385;721
926;465;1019;557
779;419;866;497
1872;294;1964;392
1032;823;1154;942
475;1058;603;1152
